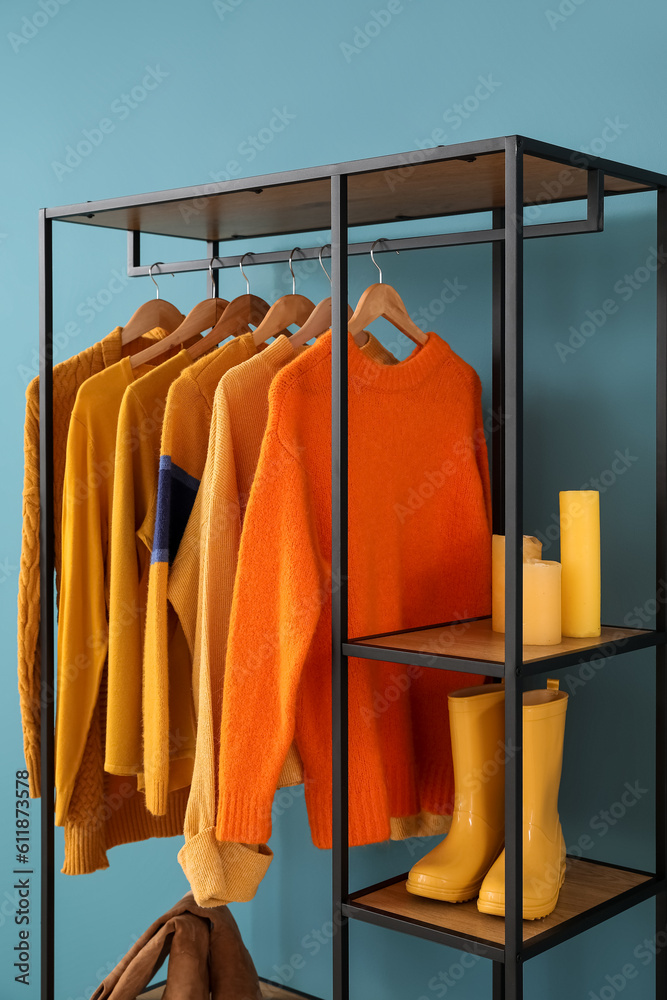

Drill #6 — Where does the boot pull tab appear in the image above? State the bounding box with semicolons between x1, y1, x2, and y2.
547;678;559;691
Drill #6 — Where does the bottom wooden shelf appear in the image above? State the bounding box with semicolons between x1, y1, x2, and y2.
346;857;658;960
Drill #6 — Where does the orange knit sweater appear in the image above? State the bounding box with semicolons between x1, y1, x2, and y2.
216;331;492;848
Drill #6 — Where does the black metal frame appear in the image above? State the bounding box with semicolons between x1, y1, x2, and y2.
37;135;667;1000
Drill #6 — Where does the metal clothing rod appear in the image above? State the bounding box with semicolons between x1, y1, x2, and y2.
125;185;605;283
126;228;508;280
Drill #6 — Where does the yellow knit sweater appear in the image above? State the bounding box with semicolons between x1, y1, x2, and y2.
17;325;170;797
57;342;188;874
106;350;196;799
142;333;260;815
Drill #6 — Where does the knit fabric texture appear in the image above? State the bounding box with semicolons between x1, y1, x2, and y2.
177;333;403;904
216;331;492;849
106;350;196;810
17;325;169;797
142;333;260;815
56;342;187;873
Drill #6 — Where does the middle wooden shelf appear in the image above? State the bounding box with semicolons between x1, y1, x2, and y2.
344;617;662;677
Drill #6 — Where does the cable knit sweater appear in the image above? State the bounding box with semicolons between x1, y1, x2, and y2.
17;326;170;797
216;332;492;849
57;345;188;874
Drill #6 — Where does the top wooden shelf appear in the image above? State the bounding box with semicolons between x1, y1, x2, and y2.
47;136;659;244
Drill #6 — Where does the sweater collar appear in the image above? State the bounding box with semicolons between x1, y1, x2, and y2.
101;327;123;368
345;330;449;392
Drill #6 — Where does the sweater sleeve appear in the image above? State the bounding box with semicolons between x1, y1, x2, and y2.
17;380;42;797
105;391;147;779
215;428;324;845
178;404;275;905
179;393;273;902
55;414;108;826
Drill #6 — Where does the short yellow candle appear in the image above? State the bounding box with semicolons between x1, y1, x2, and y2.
523;559;562;645
560;490;601;637
492;534;543;633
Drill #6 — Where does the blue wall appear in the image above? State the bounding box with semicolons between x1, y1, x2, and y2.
0;0;663;997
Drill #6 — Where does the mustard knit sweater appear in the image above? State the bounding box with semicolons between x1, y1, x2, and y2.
17;325;171;797
57;344;188;874
142;332;261;815
106;349;196;800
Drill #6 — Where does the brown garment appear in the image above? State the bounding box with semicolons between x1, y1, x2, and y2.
90;893;261;1000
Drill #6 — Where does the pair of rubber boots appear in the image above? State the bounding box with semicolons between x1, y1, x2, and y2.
407;680;568;919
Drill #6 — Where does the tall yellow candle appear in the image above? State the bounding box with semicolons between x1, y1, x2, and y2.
492;534;543;633
523;559;562;645
559;490;601;637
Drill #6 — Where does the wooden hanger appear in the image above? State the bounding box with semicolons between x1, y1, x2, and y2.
187;293;268;360
130;259;233;368
289;248;366;349
348;241;429;347
121;262;183;345
251;293;314;345
289;299;360;349
130;296;229;368
250;248;314;346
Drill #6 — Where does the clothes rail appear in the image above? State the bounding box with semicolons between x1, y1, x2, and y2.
37;134;667;1000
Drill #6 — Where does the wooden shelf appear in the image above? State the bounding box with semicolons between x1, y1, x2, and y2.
51;148;651;243
346;858;657;960
346;617;660;677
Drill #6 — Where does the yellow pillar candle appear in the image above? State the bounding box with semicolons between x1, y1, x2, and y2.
492;534;543;633
559;490;601;637
523;559;562;645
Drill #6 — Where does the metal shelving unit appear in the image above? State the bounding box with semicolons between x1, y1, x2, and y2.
38;134;667;1000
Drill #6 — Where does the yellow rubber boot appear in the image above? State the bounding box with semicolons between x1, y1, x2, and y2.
407;683;505;902
477;680;568;919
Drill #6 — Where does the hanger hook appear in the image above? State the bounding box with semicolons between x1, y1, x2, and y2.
209;257;218;299
319;244;331;284
370;239;399;285
239;252;253;295
288;247;302;295
149;261;164;299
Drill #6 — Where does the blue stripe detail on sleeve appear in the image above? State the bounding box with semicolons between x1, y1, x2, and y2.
151;454;200;566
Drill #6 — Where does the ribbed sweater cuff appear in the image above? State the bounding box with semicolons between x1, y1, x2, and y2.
178;829;273;907
62;786;189;876
216;789;273;844
383;762;420;819
306;778;392;849
389;811;452;841
25;745;41;799
62;822;108;876
144;775;168;818
55;781;74;828
418;758;456;817
145;757;193;816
